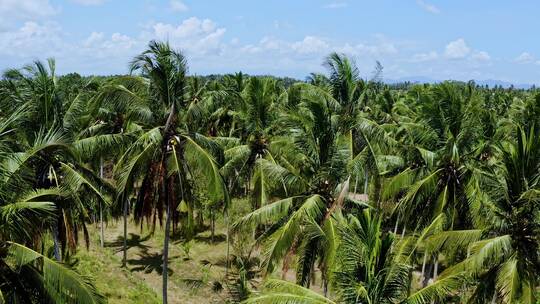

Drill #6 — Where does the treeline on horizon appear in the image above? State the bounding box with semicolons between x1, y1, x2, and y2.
0;40;539;304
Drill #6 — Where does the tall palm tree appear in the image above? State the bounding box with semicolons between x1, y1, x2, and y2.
116;40;228;304
385;82;486;231
410;126;540;304
220;77;283;207
235;83;351;289
0;101;104;303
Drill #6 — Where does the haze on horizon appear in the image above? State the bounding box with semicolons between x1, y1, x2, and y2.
1;0;540;84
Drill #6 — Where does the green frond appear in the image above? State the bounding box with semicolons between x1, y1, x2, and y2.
8;242;105;304
404;274;466;304
244;279;335;304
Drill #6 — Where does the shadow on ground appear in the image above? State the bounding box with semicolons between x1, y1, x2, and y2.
105;233;152;253
127;251;179;275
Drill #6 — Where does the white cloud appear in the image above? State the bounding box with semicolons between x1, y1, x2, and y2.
412;51;438;62
0;21;65;58
83;32;104;47
323;2;348;9
148;17;226;56
0;0;57;22
416;0;440;14
292;36;329;54
70;0;105;5
514;52;535;64
170;0;188;12
471;51;490;61
444;38;470;59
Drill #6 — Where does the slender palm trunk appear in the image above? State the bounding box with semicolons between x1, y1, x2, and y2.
99;158;104;248
491;291;497;304
122;198;128;267
210;209;215;243
433;255;439;281
430;256;439;304
421;251;428;282
52;221;61;261
363;168;369;194
393;213;400;234
162;196;171;304
225;209;230;276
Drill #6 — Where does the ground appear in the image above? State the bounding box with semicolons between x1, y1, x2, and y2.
73;217;232;304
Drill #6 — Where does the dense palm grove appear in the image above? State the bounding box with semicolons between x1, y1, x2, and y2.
0;40;538;303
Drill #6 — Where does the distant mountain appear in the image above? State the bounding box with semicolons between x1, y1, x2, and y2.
385;76;536;89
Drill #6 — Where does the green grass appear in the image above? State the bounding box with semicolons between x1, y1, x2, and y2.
73;245;160;304
69;198;254;303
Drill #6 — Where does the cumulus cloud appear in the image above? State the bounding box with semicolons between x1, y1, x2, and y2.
0;0;57;23
147;17;226;56
0;21;65;57
292;36;329;54
471;51;490;61
444;38;470;59
170;0;188;12
416;0;440;14
514;52;535;64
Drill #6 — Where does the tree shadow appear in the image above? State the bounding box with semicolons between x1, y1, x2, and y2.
193;233;227;244
127;251;179;276
104;233;151;253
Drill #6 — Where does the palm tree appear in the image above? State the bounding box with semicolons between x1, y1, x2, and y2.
220;77;283;207
385;82;487;231
1;60;113;260
116;40;228;304
235;83;351;289
333;209;412;304
0;100;104;303
409;126;540;304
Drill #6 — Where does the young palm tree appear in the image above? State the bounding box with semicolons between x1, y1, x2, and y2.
333;209;412;304
116;40;228;304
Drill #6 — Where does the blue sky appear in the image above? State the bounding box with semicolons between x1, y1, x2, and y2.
1;0;540;83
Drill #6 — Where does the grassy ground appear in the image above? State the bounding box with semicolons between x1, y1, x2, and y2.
72;200;250;303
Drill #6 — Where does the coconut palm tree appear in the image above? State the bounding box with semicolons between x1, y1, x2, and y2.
235;83;351;290
385;82;487;231
333;209;413;304
407;126;540;304
116;40;228;304
0;101;104;303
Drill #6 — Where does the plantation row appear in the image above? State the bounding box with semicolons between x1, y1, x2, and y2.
0;40;538;304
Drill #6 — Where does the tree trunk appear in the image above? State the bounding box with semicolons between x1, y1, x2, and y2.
210;209;215;243
52;221;61;262
430;256;439;304
122;198;128;267
433;255;438;281
162;195;172;304
99;158;104;248
225;210;230;276
363;168;369;194
421;251;428;285
393;214;400;234
491;291;497;304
